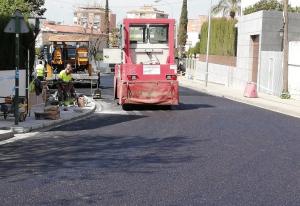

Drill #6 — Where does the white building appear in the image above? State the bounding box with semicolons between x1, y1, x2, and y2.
186;16;208;51
126;5;168;19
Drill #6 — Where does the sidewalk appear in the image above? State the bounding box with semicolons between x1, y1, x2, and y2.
0;97;96;139
179;76;300;119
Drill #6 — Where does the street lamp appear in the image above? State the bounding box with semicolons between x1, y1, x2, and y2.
279;27;284;51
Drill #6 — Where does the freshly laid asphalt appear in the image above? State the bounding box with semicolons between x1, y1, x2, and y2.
0;75;299;206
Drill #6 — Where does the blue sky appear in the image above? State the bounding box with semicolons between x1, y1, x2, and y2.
44;0;214;24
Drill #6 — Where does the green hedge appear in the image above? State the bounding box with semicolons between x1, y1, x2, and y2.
199;18;237;56
0;15;35;70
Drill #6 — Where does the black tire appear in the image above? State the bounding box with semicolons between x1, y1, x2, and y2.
122;104;132;111
162;105;172;110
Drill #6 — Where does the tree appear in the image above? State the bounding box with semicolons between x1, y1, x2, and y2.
178;0;188;58
0;0;31;16
104;0;110;48
212;0;241;19
89;34;107;61
109;28;119;48
243;0;300;15
0;0;46;16
244;0;281;14
26;0;46;16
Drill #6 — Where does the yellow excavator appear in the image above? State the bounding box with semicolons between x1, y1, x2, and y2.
45;34;96;84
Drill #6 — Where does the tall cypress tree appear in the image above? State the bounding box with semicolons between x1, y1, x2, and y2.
104;0;110;48
178;0;188;57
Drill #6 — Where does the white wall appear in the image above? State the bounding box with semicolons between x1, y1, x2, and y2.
185;59;235;86
258;51;283;96
289;41;300;100
0;70;26;98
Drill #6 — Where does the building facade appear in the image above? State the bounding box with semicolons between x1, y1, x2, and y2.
73;5;116;33
186;15;208;51
235;10;300;99
126;5;168;19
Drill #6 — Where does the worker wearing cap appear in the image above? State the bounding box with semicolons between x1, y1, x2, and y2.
35;60;45;81
57;64;76;106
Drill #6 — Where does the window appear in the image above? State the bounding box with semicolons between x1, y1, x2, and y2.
129;24;169;44
149;25;168;44
130;25;147;43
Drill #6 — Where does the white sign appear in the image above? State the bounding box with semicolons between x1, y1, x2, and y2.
4;10;29;33
103;48;122;64
143;65;160;75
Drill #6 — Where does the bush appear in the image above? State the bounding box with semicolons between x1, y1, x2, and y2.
199;18;237;56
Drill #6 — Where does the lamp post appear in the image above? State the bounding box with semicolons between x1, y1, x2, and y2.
205;0;212;87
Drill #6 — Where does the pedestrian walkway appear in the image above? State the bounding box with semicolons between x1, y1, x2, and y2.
0;97;96;139
179;76;300;119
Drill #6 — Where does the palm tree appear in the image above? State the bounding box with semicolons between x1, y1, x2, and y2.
212;0;241;19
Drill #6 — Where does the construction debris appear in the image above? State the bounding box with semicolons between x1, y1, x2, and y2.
35;105;60;120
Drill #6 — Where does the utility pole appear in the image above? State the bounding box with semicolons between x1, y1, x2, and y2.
282;0;290;98
205;0;212;87
105;0;110;48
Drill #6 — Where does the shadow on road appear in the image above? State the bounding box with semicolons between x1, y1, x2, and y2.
50;114;147;131
121;103;214;111
0;134;206;181
174;103;214;110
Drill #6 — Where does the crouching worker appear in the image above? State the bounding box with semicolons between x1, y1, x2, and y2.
57;64;76;106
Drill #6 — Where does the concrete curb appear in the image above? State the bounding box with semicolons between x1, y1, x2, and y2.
10;97;97;134
0;130;14;141
179;78;300;119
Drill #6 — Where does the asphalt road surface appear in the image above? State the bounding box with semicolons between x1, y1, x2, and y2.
0;75;299;206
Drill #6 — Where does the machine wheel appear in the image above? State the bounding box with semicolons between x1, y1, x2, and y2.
122;104;131;111
114;77;118;100
162;105;172;110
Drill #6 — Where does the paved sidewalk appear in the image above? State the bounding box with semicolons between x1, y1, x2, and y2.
0;97;96;138
179;76;300;119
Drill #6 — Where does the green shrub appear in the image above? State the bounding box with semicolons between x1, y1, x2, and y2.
199;18;237;56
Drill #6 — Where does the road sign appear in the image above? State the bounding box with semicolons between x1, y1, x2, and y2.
4;10;29;34
3;10;30;125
